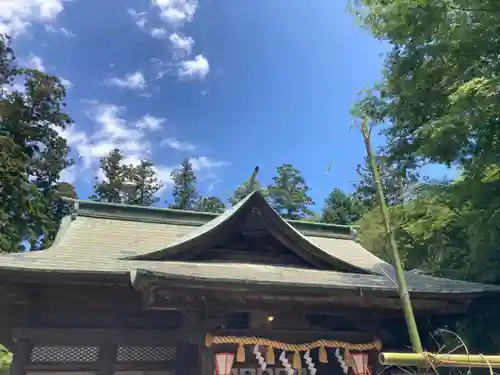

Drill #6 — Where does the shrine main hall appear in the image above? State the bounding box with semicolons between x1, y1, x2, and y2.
1;192;499;375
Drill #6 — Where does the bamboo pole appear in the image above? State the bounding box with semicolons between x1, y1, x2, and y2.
380;352;500;368
359;118;424;353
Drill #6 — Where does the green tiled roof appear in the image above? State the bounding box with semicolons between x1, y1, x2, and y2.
0;191;499;296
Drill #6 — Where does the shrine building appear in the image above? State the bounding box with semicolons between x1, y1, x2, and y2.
1;191;499;375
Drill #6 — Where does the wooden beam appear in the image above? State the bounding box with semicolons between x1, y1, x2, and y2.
13;328;188;345
146;288;468;315
25;361;181;372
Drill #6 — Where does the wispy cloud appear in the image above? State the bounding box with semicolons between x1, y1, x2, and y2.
178;55;209;79
152;0;198;26
23;53;45;72
190;156;228;171
161;137;197;152
169;33;194;56
136;115;165;132
56;103;227;194
60;77;72;89
150;27;167;39
106;71;147;91
45;25;76;37
0;0;64;37
127;9;147;30
131;0;210;81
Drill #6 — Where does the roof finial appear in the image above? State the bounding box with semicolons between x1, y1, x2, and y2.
349;226;358;242
247;166;260;193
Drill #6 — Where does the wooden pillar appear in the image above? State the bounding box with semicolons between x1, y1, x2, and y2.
369;349;382;375
98;341;117;375
178;343;198;375
199;342;214;375
10;339;32;375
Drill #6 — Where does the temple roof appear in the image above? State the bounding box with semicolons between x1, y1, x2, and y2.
0;191;499;297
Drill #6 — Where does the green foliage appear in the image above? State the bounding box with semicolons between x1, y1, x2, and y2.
196;196;226;213
267;164;314;220
321;188;362;225
350;0;500;352
0;33;75;252
123;160;163;206
354;154;419;211
351;0;500;172
0;345;11;375
90;150;162;206
168;158;199;210
90;148;127;204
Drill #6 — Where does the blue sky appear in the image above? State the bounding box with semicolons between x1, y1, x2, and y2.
2;0;453;211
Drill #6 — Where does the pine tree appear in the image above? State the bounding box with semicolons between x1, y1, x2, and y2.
0;34;75;252
168;158;199;210
89;148;127;203
321;188;361;225
123;160;163;206
196;196;226;213
267;164;314;220
353;154;418;211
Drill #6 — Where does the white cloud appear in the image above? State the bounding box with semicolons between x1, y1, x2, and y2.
152;0;198;26
127;9;147;30
59;27;75;37
207;179;221;193
150;28;167;39
23;53;45;72
53;103;226;195
0;0;64;37
178;54;209;79
137;0;211;80
60;77;72;89
161;138;196;152
190;156;228;171
169;33;194;55
54;103;176;191
106;71;147;91
59;165;77;184
136;115;165;131
45;25;75;37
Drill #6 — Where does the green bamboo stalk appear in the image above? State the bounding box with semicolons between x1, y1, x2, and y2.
360;118;424;353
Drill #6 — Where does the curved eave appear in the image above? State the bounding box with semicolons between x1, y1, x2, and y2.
126;191;373;274
129;267;500;300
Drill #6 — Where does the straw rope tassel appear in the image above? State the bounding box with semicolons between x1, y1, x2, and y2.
293;351;301;369
344;348;352;367
237;343;245;362
266;346;275;364
319;345;328;363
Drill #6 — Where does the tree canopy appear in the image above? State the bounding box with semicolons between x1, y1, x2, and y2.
0;34;76;252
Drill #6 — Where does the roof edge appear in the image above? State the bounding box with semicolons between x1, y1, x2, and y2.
50;198;79;248
76;198;355;239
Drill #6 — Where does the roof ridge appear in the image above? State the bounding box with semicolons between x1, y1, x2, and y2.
75;197;355;239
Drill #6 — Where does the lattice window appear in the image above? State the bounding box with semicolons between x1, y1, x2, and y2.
116;346;177;362
30;345;100;364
